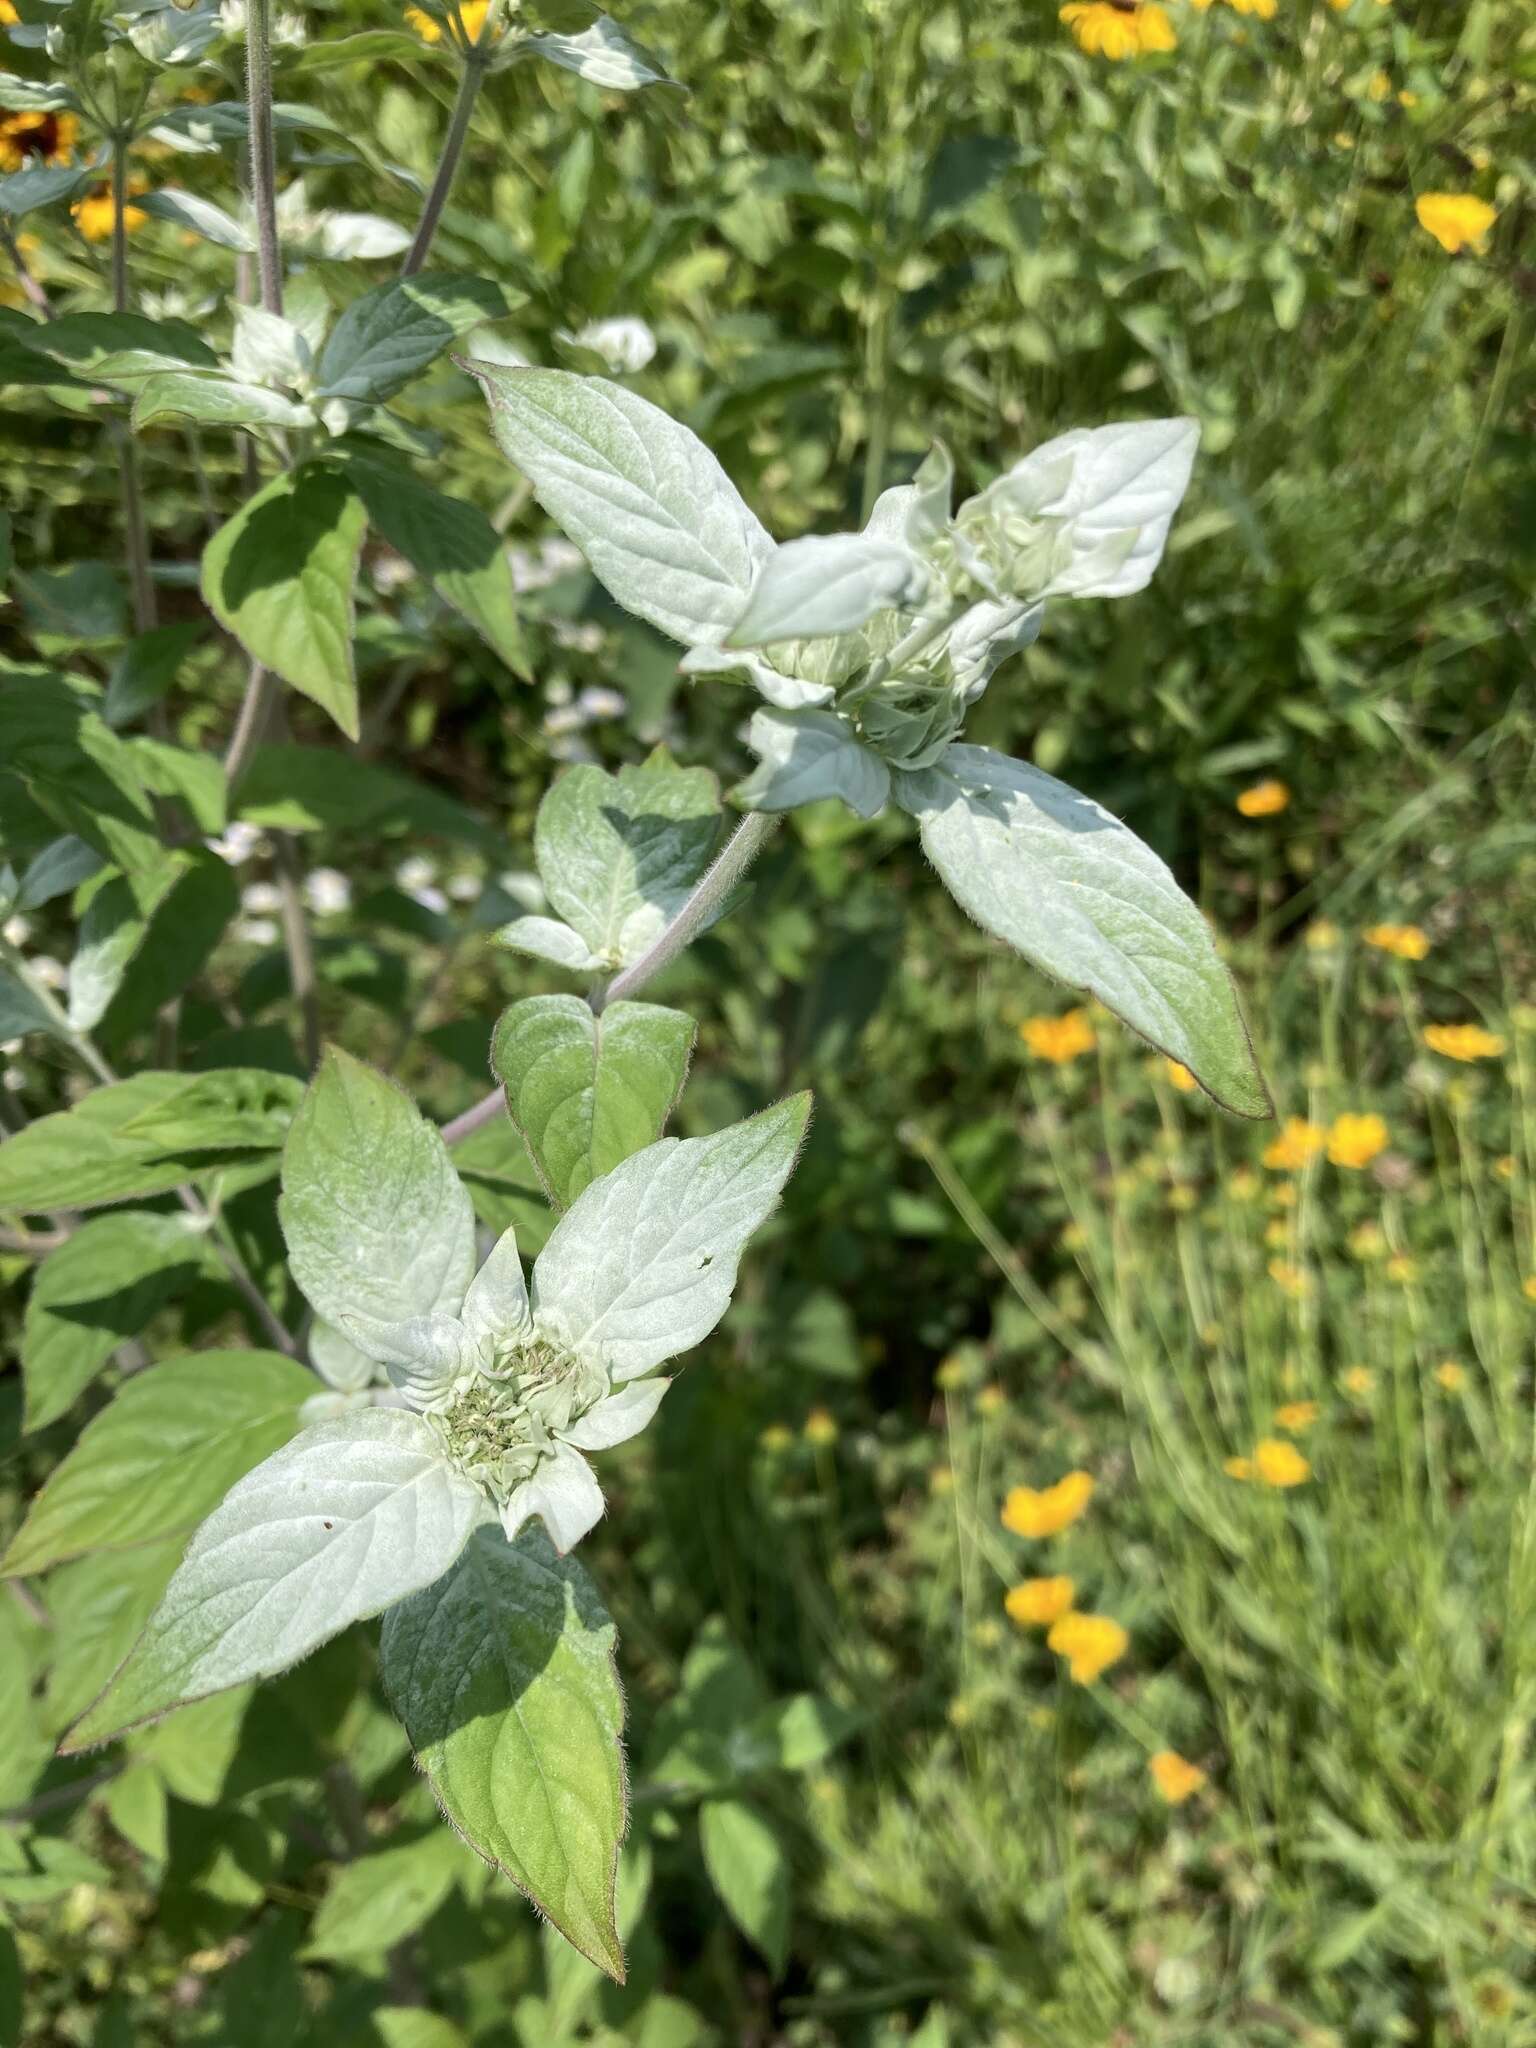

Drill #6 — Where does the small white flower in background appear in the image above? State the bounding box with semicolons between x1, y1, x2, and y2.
274;11;305;45
207;821;265;866
395;856;438;894
240;880;282;915
304;867;352;916
543;706;586;738
28;957;66;990
3;915;31;948
371;550;416;595
544;676;574;707
234;918;279;946
409;886;450;915
446;873;484;904
3;1068;24;1094
577;686;627;721
508;537;586;594
550;620;606;655
560;317;657;374
1;1038;21;1057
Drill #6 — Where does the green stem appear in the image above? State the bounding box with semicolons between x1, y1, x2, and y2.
400;45;491;276
244;0;283;316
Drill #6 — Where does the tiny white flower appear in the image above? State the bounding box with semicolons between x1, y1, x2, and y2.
234;917;279;946
407;886;450;916
543;705;586;737
28;956;66;990
560;316;657;374
446;873;484;903
3;915;31;948
577;686;627;720
207;821;265;866
240;880;283;915
304;867;352;915
395;856;438;894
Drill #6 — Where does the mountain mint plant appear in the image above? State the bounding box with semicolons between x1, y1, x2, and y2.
0;0;1270;1989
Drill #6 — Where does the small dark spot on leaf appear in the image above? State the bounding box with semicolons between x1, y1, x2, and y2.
322;1520;334;1530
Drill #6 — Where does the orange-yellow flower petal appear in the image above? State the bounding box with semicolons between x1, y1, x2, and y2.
1046;1611;1129;1684
1236;778;1289;817
1415;193;1497;254
1424;1022;1506;1063
1001;1470;1095;1539
1363;923;1429;961
1149;1750;1207;1803
1021;1008;1097;1065
1328;1113;1389;1170
1253;1437;1310;1488
1263;1117;1325;1172
1004;1576;1076;1628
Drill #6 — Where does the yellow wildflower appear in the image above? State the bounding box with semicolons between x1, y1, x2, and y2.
1004;1576;1076;1628
1264;1218;1292;1249
935;1352;971;1391
929;1464;955;1496
0;0;16;20
758;1424;793;1453
1253;1437;1310;1488
1021;1008;1097;1064
72;178;148;243
972;1619;1003;1649
1192;0;1274;11
1328;1113;1388;1170
1223;1455;1254;1481
1415;193;1497;255
1001;1470;1094;1539
0;109;81;174
1304;919;1341;952
1493;1156;1515;1181
1059;1;1176;59
1340;1366;1375;1398
1268;1260;1307;1298
1046;1611;1129;1684
1433;1361;1467;1393
803;1406;838;1447
1060;1219;1088;1252
976;1383;1007;1416
1424;1022;1506;1062
1523;1276;1536;1303
1348;1220;1386;1261
1274;1401;1319;1434
1263;1118;1325;1171
1149;1750;1207;1804
1385;1253;1418;1285
1236;778;1290;818
1163;1059;1197;1093
1227;1168;1260;1203
1363;923;1429;961
1367;69;1392;100
407;0;500;42
1270;1181;1297;1209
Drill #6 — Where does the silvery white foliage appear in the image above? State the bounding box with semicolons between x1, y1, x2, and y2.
299;1316;406;1425
338;1094;809;1553
735;709;891;820
230;303;312;391
952;419;1200;604
559;316;657;374
727;532;932;649
498;914;607;973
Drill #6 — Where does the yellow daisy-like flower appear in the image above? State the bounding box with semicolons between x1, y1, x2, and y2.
1253;1437;1310;1488
0;109;81;174
1163;1059;1197;1093
758;1423;793;1453
1263;1117;1325;1172
1347;1220;1386;1261
803;1406;838;1447
1059;1;1176;60
1274;1400;1319;1434
1424;1022;1506;1063
1304;919;1341;952
1190;0;1275;13
1363;923;1429;961
976;1383;1007;1416
1223;1454;1253;1480
1001;1470;1094;1539
1021;1008;1097;1065
1235;778;1289;817
72;179;149;243
1149;1750;1207;1804
1385;1253;1418;1285
1433;1360;1467;1393
1340;1365;1376;1398
1267;1260;1308;1299
0;0;17;21
1004;1575;1076;1628
407;0;500;42
1415;193;1497;255
1327;1113;1388;1170
1046;1611;1129;1684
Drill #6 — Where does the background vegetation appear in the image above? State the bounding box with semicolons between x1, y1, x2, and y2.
2;0;1534;2040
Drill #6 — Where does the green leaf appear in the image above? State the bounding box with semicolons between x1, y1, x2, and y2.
896;745;1270;1118
42;1537;184;1735
530;1093;811;1381
3;1350;313;1576
535;755;721;969
133;187;254;251
234;742;504;851
67;865;179;1033
727;532;928;648
103;623;204;728
278;1044;477;1336
345;457;530;676
492;995;695;1209
468;367;770;647
735;707;890;819
373;2013;468;2048
304;1830;463;1964
16;835;104;911
0;157;98;219
98;854;238;1042
0;73;80;112
1;674;163;882
60;1410;484;1751
523;13;679;90
316;272;508;404
698;1799;790;1972
0;1069;302;1214
749;1692;857;1772
0;964;68;1043
380;1525;627;1982
19;1213;218;1433
33;310;218;377
131;370;311;431
201;464;368;740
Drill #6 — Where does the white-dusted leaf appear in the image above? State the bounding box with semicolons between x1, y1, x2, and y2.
311;211;413;261
864;442;953;553
727;533;929;649
531;1094;811;1380
496;915;605;973
500;1442;605;1553
944;595;1044;701
533;756;721;967
562;1376;669;1451
679;641;834;711
279;1045;477;1337
491;994;695;1208
61;1410;484;1750
131;371;313;432
735;708;890;820
229;303;311;388
134;188;254;252
316;272;508;404
460;1225;532;1348
343;1310;472;1411
467;366;771;647
896;745;1269;1117
524;14;678;91
310;1318;377;1394
380;1525;627;1980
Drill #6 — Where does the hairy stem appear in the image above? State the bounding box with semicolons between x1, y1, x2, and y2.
111;144;157;637
401;41;492;277
272;831;321;1070
244;0;283;316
